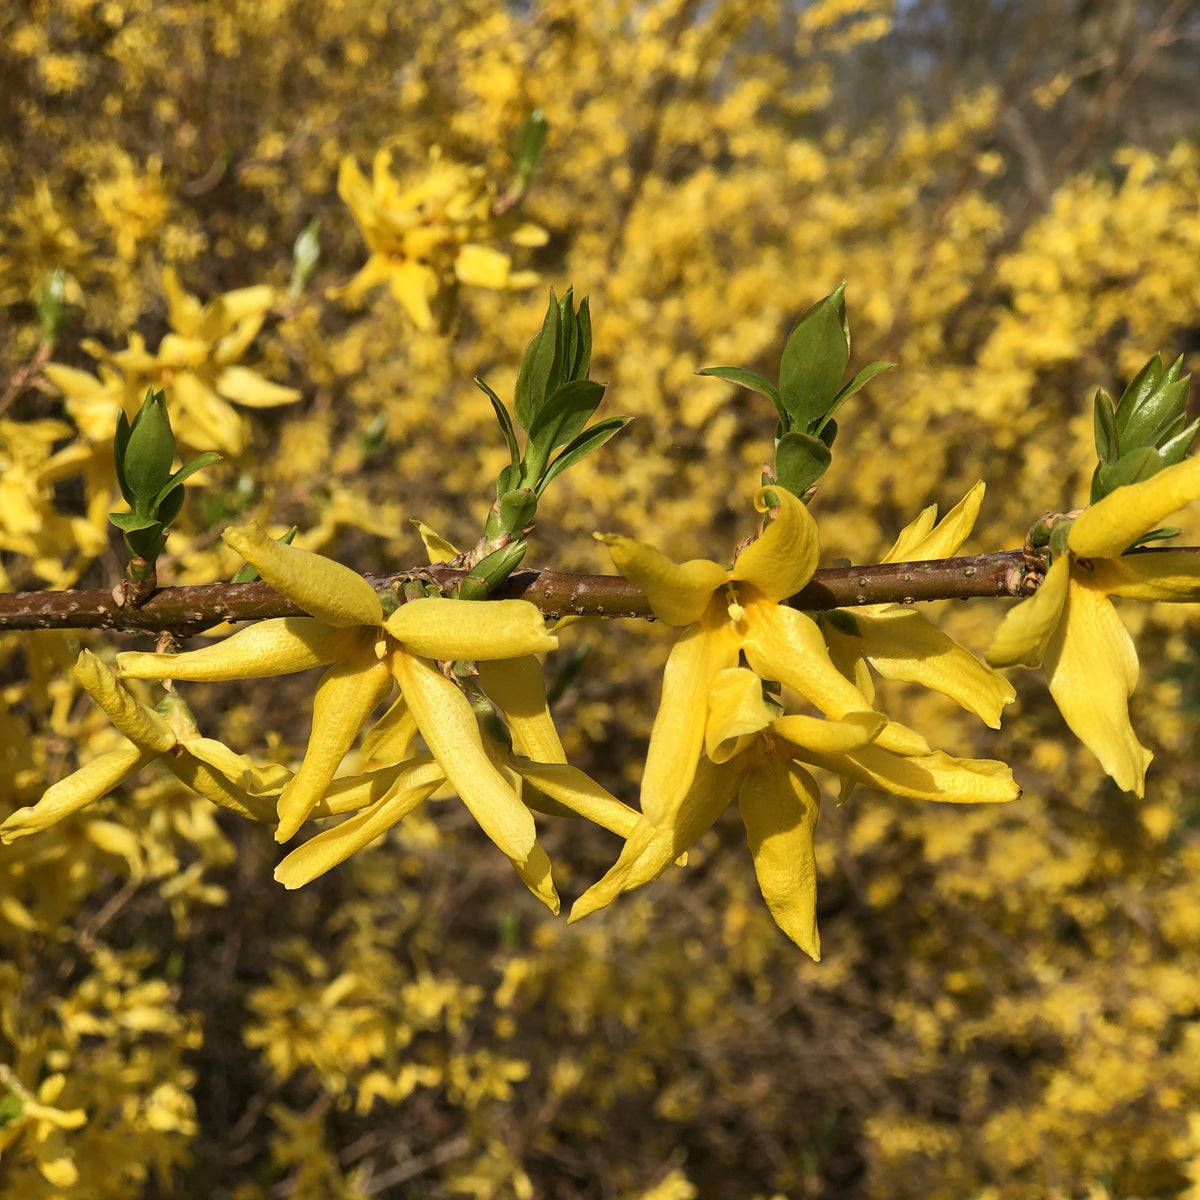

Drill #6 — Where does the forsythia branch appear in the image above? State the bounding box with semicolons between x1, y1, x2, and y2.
0;548;1104;632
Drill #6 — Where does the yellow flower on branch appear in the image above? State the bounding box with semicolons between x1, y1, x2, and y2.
331;144;547;329
818;481;1016;726
44;267;300;455
571;668;1018;958
599;485;932;826
0;650;290;843
987;457;1200;795
116;523;570;906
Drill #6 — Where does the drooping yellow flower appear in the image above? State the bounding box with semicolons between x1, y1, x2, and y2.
571;668;1018;958
330;144;546;329
818;482;1016;727
987;457;1200;795
44;267;300;454
116;523;564;894
600;485;931;826
0;650;290;842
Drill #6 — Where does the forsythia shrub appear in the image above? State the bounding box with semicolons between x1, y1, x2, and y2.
2;2;1200;1198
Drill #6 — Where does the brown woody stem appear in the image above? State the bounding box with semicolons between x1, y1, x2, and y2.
0;550;1052;634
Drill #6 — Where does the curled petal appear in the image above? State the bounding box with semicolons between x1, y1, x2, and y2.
640;622;740;823
744;605;929;756
166;741;281;824
507;839;560;914
74;650;176;752
570;756;745;923
1;745;154;841
986;555;1070;669
1069;456;1200;559
801;743;1020;803
772;711;885;756
385;598;557;661
598;533;728;626
705;668;774;763
214;366;301;408
732;487;819;601
313;756;437;818
740;758;822;959
359;695;418;764
856;607;1015;727
511;759;640;838
118;618;362;682
276;658;394;842
883;481;985;562
223;522;384;628
1044;579;1151;795
477;657;564;763
1092;550;1200;601
392;652;536;862
411;520;459;564
275;759;444;888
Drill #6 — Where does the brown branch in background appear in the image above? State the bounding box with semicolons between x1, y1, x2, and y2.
0;549;1055;634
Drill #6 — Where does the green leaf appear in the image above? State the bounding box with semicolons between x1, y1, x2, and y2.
817;418;838;449
1093;446;1162;501
514;109;549;193
123;389;177;510
38;267;67;345
1123;375;1191;450
1129;526;1182;548
1113;354;1163;434
574;297;592;379
476;376;522;477
154;451;221;508
536;417;630;497
696;366;787;424
288;218;321;301
498;488;537;535
1093;389;1119;464
514;290;561;431
113;408;134;505
457;540;528;600
109;511;163;534
525;379;606;481
779;294;850;430
774;430;832;499
1158;416;1199;467
827;359;894;414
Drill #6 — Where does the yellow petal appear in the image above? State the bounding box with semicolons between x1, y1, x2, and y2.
882;481;984;562
388;259;437;329
1069;457;1200;559
276;659;394;841
507;839;560;914
359;694;418;763
336;155;374;230
1044;577;1151;795
477;656;565;763
511;758;641;838
1090;550;1200;601
74;650;177;752
639;622;740;823
570;756;745;922
0;745;153;841
223;522;384;628
985;554;1070;669
328;254;396;304
856;607;1015;727
801;743;1020;803
818;614;876;703
275;759;444;888
705;668;774;763
455;243;513;288
165;741;280;824
772;710;886;755
731;486;819;601
385;597;557;660
392;652;536;861
739;757;822;959
411;519;460;564
598;533;728;626
743;604;929;755
214;366;301;408
313;756;437;817
118;618;361;681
